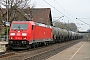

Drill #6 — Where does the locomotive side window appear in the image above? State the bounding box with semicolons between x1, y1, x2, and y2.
11;24;28;30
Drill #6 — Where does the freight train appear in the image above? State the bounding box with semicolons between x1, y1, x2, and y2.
8;21;83;49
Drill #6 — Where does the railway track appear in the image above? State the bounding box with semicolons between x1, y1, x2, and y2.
0;39;83;60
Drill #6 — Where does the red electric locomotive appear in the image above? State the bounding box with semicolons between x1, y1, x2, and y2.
9;21;52;49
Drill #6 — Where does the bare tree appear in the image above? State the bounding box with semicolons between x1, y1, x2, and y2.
0;0;35;26
53;22;77;32
0;0;31;8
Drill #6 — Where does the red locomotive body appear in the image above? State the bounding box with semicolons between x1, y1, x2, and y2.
9;21;52;49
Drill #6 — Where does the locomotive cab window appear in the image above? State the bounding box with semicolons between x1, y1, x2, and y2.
11;24;28;30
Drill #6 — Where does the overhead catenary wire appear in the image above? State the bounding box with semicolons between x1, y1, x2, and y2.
54;0;85;25
43;0;77;31
54;0;75;23
76;18;90;27
43;0;90;28
43;0;72;22
54;0;72;16
54;0;90;27
53;16;64;23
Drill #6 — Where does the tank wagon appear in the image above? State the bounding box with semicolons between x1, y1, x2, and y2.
8;21;83;49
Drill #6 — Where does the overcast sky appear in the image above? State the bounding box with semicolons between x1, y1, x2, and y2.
31;0;90;31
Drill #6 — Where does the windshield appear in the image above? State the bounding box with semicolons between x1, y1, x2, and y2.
11;24;28;30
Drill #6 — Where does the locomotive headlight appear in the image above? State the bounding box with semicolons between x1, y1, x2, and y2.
11;37;13;39
10;33;15;36
22;33;27;36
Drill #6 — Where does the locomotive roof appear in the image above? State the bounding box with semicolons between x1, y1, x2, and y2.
34;22;51;28
12;21;51;28
12;21;35;25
